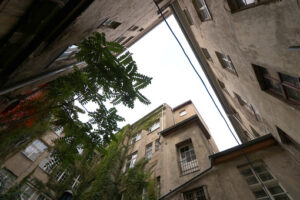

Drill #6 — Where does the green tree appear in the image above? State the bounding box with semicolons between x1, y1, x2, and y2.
76;126;155;200
0;32;152;164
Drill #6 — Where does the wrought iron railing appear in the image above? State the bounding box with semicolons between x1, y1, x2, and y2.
179;159;200;175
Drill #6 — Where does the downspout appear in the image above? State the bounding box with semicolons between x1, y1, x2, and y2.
0;62;84;96
158;158;213;200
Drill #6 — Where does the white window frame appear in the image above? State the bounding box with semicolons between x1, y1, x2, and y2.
20;184;36;200
238;162;292;200
22;139;48;161
149;121;160;133
179;143;199;175
71;175;81;189
55;170;68;183
131;132;141;144
145;143;152;160
0;168;16;193
39;153;59;174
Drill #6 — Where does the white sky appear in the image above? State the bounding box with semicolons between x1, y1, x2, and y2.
80;15;240;151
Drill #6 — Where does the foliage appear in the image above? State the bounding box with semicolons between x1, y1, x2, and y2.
0;32;152;164
75;126;156;200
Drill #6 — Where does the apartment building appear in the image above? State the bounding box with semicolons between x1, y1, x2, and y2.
127;101;300;200
0;128;80;199
167;0;300;154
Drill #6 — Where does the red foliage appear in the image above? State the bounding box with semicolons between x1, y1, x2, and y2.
0;86;48;127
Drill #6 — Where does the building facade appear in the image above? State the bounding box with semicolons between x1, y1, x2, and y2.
168;0;300;155
126;101;300;200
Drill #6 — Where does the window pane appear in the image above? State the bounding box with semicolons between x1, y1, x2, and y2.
280;73;300;87
246;176;259;185
274;194;290;200
283;86;300;102
0;169;16;193
253;165;267;173
184;192;194;200
253;189;268;198
240;168;253;176
268;186;284;195
258;172;273;182
33;140;47;152
264;79;283;95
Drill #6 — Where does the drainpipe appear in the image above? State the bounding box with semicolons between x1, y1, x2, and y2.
0;62;84;96
158;159;213;200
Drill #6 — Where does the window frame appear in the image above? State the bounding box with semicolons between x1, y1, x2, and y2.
179;110;187;117
227;0;275;13
183;186;209;200
192;0;212;22
149;120;160;133
253;64;300;105
215;52;238;76
238;161;292;200
0;168;16;193
201;48;213;62
177;141;199;175
22;139;48;161
145;143;153;160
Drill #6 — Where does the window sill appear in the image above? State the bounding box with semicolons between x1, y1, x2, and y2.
264;90;300;111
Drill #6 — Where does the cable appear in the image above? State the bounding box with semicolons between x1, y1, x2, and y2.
152;1;272;199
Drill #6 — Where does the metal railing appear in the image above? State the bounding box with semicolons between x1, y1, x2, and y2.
179;159;200;175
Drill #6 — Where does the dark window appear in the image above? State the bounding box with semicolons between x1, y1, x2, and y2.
215;52;238;76
201;48;212;62
139;28;144;32
253;64;300;105
183;186;208;200
128;25;139;31
155;139;160;152
114;36;126;44
277;127;300;150
234;93;261;121
192;0;212;21
183;8;194;25
227;0;269;12
102;18;121;29
121;36;134;45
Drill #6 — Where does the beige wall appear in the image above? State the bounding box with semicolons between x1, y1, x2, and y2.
167;144;300;200
175;0;300;145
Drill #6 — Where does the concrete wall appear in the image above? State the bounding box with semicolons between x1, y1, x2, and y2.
175;0;300;145
167;144;300;200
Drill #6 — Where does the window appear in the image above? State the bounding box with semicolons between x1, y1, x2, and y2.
238;162;291;200
0;168;16;193
156;176;161;197
253;64;300;105
71;175;82;189
235;93;261;121
201;48;212;62
101;18;121;29
179;110;187;117
20;184;36;200
192;0;212;21
145;143;152;160
149;121;160;133
55;170;68;183
183;8;194;25
227;0;267;12
277;127;300;150
22;139;48;161
183;186;208;200
215;52;238;76
128;25;139;31
114;36;126;44
155;139;160;152
51;126;63;136
178;142;199;175
131;132;141;144
121;36;134;45
126;152;138;171
37;194;47;200
39;153;59;174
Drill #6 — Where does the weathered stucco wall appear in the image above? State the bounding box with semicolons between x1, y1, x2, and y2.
167;144;300;200
176;0;300;145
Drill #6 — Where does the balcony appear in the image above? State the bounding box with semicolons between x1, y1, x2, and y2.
179;159;200;175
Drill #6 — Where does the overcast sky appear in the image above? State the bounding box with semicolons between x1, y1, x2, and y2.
80;15;240;151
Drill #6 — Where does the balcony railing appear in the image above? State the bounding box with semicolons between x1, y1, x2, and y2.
179;159;200;175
